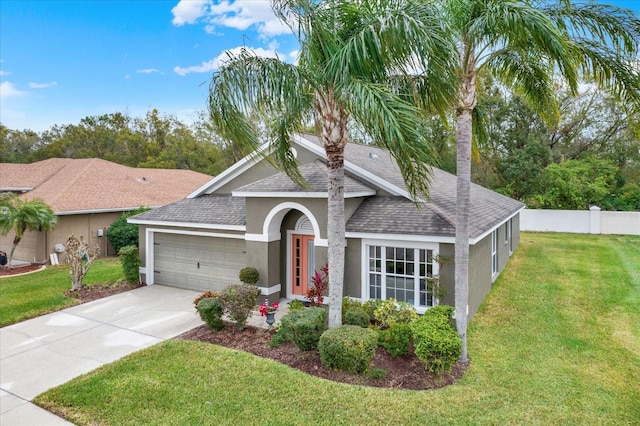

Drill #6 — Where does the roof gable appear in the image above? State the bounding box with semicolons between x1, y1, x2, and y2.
232;160;376;198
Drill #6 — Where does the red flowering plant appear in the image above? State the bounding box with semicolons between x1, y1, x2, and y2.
259;299;279;316
307;262;328;306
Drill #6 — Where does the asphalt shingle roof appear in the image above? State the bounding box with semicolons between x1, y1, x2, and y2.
235;160;374;195
130;133;524;239
131;195;246;226
301;134;524;238
0;158;212;213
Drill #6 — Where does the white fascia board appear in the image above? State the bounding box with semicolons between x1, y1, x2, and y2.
127;218;245;232
231;190;376;199
245;232;281;242
346;232;455;244
56;207;150;216
293;134;410;199
469;206;526;245
187;143;271;198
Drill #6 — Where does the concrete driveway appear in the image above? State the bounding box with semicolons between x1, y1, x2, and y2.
0;285;203;425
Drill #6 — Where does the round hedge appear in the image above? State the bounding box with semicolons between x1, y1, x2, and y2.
318;325;378;374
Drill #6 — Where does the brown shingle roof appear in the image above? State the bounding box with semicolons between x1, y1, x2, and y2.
0;158;212;213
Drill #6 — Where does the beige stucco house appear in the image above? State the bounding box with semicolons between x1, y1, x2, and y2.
0;158;212;263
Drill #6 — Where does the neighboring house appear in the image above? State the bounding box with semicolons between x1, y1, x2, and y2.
130;134;524;319
0;158;212;263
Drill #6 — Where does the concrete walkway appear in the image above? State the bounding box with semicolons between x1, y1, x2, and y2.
0;285;204;425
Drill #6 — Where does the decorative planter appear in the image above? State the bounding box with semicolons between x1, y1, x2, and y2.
265;311;276;328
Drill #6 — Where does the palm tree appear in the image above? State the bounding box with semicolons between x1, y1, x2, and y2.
0;193;57;269
440;0;640;363
208;0;458;327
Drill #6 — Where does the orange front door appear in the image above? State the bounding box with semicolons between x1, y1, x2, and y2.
291;234;314;296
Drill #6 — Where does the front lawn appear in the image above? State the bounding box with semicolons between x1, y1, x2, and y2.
0;258;124;327
35;234;640;425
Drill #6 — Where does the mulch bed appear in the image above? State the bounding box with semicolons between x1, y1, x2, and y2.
178;323;467;390
64;281;145;303
0;263;45;276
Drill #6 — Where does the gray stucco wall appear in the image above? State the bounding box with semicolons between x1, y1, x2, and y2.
437;243;455;307
215;146;323;195
344;237;362;298
468;233;493;320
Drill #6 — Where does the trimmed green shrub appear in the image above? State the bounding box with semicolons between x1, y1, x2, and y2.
288;299;305;311
373;299;418;329
196;298;224;331
362;299;383;322
378;323;412;357
238;267;259;284
107;207;150;253
272;307;326;351
318;325;378;374
344;308;370;328
218;284;261;329
118;245;139;284
411;305;461;374
193;290;220;308
422;304;456;327
342;297;363;322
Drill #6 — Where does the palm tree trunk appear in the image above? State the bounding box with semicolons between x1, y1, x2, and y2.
319;92;348;328
326;145;345;328
455;60;476;364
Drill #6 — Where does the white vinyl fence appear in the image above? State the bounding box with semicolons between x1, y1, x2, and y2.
521;206;640;236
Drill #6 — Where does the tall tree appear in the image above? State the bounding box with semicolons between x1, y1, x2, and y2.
0;194;57;269
440;0;640;362
208;0;457;327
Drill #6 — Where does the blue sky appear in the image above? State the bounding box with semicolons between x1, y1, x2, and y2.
0;0;638;132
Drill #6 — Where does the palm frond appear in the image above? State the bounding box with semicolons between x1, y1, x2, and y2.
208;48;315;180
542;1;640;54
568;38;640;112
473;0;578;91
345;78;437;201
488;49;560;126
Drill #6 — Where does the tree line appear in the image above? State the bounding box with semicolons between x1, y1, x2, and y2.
0;109;242;178
1;83;637;212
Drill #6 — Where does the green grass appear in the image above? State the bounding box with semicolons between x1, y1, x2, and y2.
35;234;640;425
0;258;124;327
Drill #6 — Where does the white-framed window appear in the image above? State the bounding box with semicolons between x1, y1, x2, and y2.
491;230;498;275
363;240;439;312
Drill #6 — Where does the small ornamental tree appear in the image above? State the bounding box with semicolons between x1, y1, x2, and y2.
65;234;99;291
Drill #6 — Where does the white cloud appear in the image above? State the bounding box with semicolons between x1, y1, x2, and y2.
136;68;163;75
0;81;26;98
172;0;291;39
0;70;11;77
171;0;209;26
29;81;57;89
174;46;280;76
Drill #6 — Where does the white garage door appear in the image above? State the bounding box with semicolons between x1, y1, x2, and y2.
153;233;246;292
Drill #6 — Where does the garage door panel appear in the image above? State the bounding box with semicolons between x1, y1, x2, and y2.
153;233;246;292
